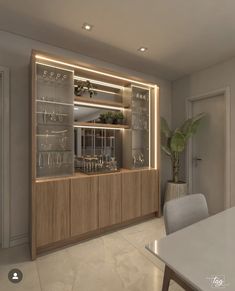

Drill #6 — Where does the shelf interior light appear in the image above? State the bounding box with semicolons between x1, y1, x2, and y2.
74;124;125;130
154;85;158;169
74;76;123;90
74;101;125;111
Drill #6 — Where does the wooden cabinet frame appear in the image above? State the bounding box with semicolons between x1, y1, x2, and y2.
30;50;160;259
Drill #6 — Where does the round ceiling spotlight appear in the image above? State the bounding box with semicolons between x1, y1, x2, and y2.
82;23;93;31
138;47;148;52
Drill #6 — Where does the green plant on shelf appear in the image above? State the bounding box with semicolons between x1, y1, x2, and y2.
113;111;124;124
74;80;97;98
98;111;124;124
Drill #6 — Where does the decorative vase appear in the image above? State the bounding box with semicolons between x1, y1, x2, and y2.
165;181;187;202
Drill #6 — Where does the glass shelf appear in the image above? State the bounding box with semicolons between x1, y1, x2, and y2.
36;99;74;106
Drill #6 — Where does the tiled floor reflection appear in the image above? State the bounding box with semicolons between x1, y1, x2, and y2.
0;218;183;291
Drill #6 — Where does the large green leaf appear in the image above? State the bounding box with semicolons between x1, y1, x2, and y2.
184;113;206;140
160;117;171;138
170;131;185;153
161;145;172;157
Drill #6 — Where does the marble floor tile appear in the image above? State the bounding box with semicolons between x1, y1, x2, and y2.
118;218;166;271
0;218;173;291
37;249;75;291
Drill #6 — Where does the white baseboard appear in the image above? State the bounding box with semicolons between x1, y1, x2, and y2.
10;233;29;247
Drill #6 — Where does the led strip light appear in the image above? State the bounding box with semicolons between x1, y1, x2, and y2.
74;76;123;90
74;124;125;130
35;55;156;88
74;101;125;111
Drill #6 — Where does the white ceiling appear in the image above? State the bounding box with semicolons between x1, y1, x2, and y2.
1;0;235;80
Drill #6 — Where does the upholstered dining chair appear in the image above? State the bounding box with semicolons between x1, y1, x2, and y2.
162;194;209;291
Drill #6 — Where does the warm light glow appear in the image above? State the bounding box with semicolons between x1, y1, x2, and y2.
138;47;148;52
74;100;125;111
37;99;73;107
93;88;119;95
82;23;93;31
148;88;151;169
74;124;125;130
36;62;74;73
74;85;119;95
35;55;156;88
74;76;123;90
154;85;159;169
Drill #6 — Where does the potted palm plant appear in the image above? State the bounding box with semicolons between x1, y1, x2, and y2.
161;113;205;202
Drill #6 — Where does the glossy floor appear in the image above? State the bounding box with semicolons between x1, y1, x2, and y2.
0;218;183;291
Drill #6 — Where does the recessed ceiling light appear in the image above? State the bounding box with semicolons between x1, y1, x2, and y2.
82;23;93;31
138;47;148;52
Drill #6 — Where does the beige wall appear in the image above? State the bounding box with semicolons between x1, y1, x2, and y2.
0;31;172;243
172;57;235;206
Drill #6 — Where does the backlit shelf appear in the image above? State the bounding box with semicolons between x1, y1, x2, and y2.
74;96;129;110
74;122;129;130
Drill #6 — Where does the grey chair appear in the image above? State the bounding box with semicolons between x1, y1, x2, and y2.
162;194;209;291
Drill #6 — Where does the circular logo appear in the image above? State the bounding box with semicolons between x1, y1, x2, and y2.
8;269;23;284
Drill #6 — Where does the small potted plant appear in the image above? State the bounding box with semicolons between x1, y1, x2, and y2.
161;113;205;202
104;112;113;124
113;111;124;124
74;80;97;98
98;113;106;123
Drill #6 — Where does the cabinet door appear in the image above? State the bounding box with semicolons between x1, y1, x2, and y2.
141;169;159;215
122;171;141;221
71;177;98;236
99;173;122;228
35;180;70;247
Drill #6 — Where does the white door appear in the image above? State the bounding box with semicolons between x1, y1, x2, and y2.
191;94;225;215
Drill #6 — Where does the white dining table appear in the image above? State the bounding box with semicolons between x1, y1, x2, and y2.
146;207;235;291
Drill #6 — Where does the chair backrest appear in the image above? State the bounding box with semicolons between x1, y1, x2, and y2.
163;194;209;235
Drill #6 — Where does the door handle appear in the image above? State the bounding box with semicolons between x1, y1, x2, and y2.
193;157;202;167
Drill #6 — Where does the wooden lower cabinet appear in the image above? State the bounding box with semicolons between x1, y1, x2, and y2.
33;169;159;257
122;171;141;221
99;173;122;228
35;180;70;247
141;169;159;215
71;176;98;236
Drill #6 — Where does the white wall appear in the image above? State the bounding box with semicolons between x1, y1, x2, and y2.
0;31;172;244
172;57;235;206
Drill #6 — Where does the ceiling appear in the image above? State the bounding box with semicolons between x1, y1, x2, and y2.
1;0;235;80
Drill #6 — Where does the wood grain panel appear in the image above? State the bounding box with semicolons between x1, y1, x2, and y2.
99;173;122;228
35;180;70;247
141;169;159;215
71;177;98;236
122;171;141;221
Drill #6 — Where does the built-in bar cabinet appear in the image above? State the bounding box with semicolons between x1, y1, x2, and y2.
31;50;160;259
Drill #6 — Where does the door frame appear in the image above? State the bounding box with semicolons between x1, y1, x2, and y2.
0;66;10;248
186;87;231;209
